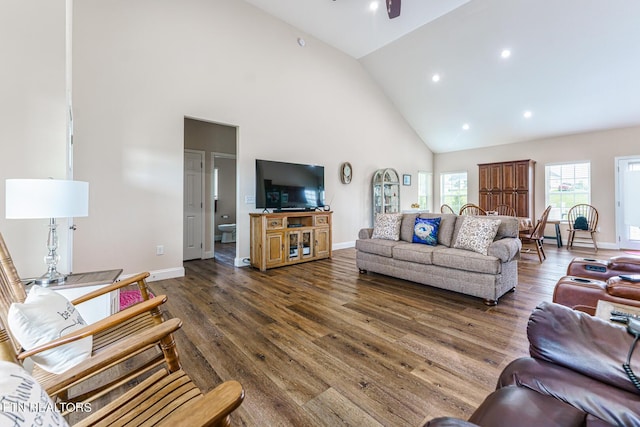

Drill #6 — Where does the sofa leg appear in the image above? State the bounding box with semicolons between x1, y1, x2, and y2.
358;269;367;274
484;299;497;306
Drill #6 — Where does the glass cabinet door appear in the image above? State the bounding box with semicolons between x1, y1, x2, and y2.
288;232;299;259
372;168;400;221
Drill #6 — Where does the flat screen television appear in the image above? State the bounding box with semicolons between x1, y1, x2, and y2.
255;159;325;211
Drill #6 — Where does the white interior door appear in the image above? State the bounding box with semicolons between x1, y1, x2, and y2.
616;156;640;250
184;150;204;260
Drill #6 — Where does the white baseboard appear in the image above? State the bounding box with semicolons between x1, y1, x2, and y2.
235;257;252;267
543;240;618;250
203;251;214;259
333;241;355;250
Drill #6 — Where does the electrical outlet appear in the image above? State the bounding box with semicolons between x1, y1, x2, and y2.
245;195;255;204
156;245;164;255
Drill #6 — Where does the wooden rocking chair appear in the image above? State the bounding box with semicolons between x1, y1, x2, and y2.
0;317;244;426
0;232;173;406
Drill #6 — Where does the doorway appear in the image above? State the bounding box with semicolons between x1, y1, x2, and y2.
183;118;238;265
616;156;640;250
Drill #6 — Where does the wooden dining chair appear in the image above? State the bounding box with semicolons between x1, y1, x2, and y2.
458;203;487;216
520;205;552;262
566;204;599;251
440;204;455;214
0;232;174;406
495;204;516;216
0;316;245;427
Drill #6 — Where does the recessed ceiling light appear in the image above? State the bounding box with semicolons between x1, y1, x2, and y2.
501;49;511;59
462;123;470;131
297;37;306;47
523;110;533;119
369;1;379;12
432;74;440;83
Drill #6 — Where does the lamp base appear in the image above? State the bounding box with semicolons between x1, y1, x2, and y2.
34;271;68;286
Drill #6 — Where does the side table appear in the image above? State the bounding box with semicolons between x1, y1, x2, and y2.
544;220;563;247
25;269;123;325
595;300;640;324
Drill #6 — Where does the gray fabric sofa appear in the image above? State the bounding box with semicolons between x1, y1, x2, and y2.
356;213;522;305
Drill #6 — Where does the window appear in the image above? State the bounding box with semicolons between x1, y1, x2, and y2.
440;171;467;213
417;171;432;211
545;162;590;220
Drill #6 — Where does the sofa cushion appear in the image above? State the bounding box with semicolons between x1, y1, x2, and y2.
400;213;419;242
393;242;437;265
371;213;403;241
433;247;502;275
492;215;519;239
453;216;502;255
355;238;399;258
413;217;440;246
421;213;458;247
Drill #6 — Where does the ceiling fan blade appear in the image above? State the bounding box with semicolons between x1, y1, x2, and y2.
386;0;401;19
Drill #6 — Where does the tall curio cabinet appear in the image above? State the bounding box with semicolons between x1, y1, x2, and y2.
372;168;400;220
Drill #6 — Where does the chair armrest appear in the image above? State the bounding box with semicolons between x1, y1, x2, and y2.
159;380;245;427
499;357;640;427
527;301;640;394
607;276;640;299
609;255;640;271
70;272;151;306
17;295;167;360
358;228;373;239
45;317;182;395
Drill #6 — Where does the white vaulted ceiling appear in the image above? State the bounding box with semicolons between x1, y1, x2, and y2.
243;0;640;153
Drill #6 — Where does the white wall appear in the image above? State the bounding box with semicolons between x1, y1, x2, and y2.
68;0;432;276
0;0;70;277
435;125;640;248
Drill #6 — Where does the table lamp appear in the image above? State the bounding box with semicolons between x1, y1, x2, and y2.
5;179;89;285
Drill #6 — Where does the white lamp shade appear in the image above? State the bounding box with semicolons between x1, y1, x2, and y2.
6;179;89;219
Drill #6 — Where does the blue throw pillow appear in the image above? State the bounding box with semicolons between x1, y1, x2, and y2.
413;217;440;246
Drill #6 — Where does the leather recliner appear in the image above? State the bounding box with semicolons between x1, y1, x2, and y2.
553;255;640;315
566;255;640;281
425;301;640;427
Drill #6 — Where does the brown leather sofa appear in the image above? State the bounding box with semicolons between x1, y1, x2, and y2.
424;301;640;427
553;255;640;315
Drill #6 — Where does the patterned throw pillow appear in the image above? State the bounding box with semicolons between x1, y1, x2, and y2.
371;213;403;241
413;217;440;246
0;361;70;427
453;216;502;255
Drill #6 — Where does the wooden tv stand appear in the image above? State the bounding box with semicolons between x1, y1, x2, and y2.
250;211;332;271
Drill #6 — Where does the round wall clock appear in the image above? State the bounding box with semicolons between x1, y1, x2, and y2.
340;162;353;184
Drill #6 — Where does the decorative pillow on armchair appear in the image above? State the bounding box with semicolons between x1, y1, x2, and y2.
453;216;501;255
371;213;403;241
0;361;70;426
8;285;93;374
413;217;440;246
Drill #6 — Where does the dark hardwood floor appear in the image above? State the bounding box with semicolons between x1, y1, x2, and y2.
146;244;620;426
